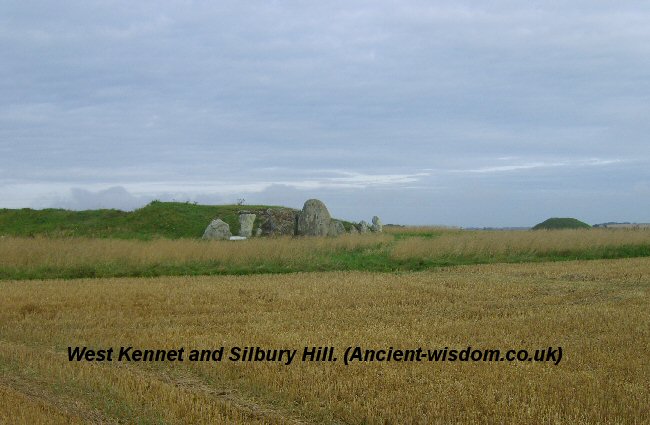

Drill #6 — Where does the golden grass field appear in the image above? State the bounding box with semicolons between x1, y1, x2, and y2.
0;234;391;269
2;228;650;274
1;257;648;424
391;228;650;259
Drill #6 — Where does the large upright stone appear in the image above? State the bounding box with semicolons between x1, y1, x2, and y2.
297;199;331;236
358;220;370;234
202;218;231;240
328;220;345;237
371;216;383;233
238;213;256;237
259;208;298;236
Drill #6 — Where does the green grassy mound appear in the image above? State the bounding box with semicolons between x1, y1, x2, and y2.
0;201;296;239
532;217;591;230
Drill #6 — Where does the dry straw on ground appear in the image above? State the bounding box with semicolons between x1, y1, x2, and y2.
1;258;648;424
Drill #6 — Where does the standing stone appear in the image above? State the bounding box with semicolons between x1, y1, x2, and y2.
348;224;359;234
238;213;256;237
371;216;383;233
260;208;298;236
255;228;262;237
358;220;370;233
297;199;331;236
328;220;345;237
202;218;231;240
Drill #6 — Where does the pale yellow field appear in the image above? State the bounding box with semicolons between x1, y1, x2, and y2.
1;258;648;424
392;228;650;259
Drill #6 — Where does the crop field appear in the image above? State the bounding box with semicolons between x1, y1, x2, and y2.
1;255;648;424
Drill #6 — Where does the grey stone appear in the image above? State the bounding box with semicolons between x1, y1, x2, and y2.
202;218;231;240
238;213;256;237
348;224;359;234
358;220;370;233
260;208;298;236
297;199;331;236
371;216;383;233
328;220;345;237
229;236;247;241
255;228;262;237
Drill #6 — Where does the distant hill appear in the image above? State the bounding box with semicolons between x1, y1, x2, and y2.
532;217;591;230
0;201;297;239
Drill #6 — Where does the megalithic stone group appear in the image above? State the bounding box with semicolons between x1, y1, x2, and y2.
202;199;382;239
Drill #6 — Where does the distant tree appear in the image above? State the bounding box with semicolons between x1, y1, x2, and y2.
237;198;246;206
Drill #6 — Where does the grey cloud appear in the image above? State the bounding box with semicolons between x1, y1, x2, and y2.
454;158;624;174
2;1;649;225
62;186;150;211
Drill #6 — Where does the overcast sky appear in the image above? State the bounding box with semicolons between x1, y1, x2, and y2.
2;1;649;226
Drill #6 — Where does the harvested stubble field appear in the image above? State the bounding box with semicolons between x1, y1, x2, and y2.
1;257;648;424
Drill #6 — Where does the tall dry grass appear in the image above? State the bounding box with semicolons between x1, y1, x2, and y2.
383;225;460;235
3;229;650;280
391;228;650;260
0;234;391;269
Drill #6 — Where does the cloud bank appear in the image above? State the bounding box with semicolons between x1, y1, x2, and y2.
2;1;649;226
